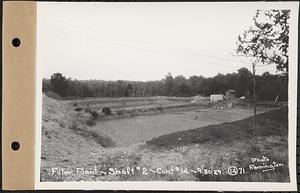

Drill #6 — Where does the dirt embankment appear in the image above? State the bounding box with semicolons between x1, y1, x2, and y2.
41;95;115;181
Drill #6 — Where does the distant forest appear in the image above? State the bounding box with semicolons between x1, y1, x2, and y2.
43;68;287;101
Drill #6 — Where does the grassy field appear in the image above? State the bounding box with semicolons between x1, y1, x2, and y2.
41;94;289;182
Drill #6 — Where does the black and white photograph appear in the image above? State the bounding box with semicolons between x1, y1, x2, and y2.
35;2;298;191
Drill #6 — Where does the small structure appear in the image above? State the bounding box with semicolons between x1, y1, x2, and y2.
225;89;237;99
210;94;224;102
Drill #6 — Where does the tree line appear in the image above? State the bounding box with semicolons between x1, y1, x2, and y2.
43;68;287;101
43;10;289;102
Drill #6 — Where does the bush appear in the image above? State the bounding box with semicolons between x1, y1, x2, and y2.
84;107;91;113
115;109;126;116
90;110;99;119
102;107;112;115
86;118;96;126
156;105;163;112
74;107;83;112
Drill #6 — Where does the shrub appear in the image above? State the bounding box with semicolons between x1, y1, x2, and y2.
84;107;91;113
157;105;163;112
102;107;112;115
86;118;96;126
115;109;126;116
74;107;83;112
90;110;99;119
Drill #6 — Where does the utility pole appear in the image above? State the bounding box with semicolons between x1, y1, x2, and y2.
252;62;256;129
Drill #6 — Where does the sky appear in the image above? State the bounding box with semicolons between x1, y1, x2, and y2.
37;2;279;81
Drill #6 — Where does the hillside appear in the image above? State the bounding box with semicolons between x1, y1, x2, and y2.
40;95;110;181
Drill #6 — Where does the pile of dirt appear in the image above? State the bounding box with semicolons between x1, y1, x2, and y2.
147;107;288;148
42;95;115;147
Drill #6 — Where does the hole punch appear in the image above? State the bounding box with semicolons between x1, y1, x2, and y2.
11;141;20;151
11;38;21;47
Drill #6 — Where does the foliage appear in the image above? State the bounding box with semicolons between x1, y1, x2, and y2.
50;73;69;97
237;10;290;75
163;73;176;96
74;107;83;112
237;67;252;97
43;69;287;101
85;118;96;126
84;107;91;113
102;107;112;115
256;72;287;101
90;110;99;119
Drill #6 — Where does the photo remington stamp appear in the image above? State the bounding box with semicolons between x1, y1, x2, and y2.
35;2;299;191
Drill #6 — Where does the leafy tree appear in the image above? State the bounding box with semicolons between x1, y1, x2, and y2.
42;78;52;92
163;73;175;96
125;83;133;97
174;75;191;96
256;72;287;101
212;73;228;94
237;10;290;75
44;68;287;101
237;67;252;97
188;75;205;95
102;107;112;115
50;73;68;96
224;73;239;93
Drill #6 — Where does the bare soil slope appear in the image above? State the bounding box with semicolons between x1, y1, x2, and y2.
41;95;111;181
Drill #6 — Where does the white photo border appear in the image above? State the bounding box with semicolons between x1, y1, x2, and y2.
35;1;299;191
